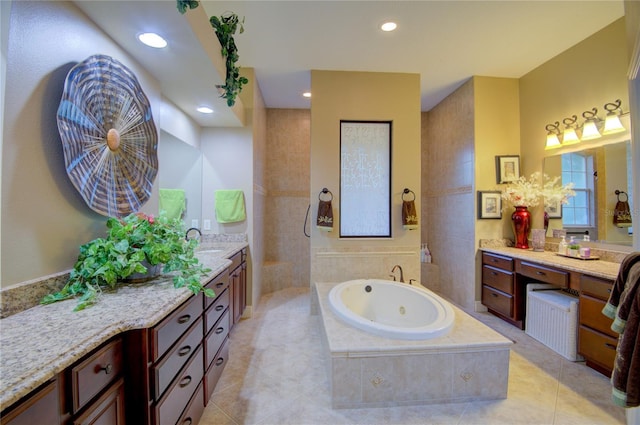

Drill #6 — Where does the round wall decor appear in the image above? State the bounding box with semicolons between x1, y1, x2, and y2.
57;54;158;217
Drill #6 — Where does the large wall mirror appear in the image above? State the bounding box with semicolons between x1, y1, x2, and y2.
543;138;633;246
158;131;202;228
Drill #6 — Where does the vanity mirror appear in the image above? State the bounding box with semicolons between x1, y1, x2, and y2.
543;137;633;246
158;131;203;229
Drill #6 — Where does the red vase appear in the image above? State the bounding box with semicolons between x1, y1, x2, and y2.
511;206;532;249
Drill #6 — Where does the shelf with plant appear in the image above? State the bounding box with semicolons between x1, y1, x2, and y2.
177;0;248;107
42;212;213;311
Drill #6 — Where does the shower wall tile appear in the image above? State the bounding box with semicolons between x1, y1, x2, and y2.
264;109;311;292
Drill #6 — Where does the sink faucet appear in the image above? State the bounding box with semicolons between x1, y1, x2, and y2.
390;265;404;283
185;227;202;241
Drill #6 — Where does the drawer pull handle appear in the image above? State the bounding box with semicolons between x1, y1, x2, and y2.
178;346;191;357
99;364;113;375
215;357;225;366
215;305;224;312
492;258;498;263
535;271;546;276
491;271;498;276
215;327;225;334
216;282;224;288
605;343;617;350
182;419;193;425
179;376;192;387
178;314;191;324
607;288;612;293
491;293;498;298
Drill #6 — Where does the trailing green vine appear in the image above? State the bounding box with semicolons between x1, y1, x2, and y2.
177;1;248;107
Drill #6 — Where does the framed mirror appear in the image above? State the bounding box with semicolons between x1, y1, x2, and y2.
543;139;633;246
339;120;392;238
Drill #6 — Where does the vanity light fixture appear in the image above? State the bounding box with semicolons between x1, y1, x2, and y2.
543;99;627;149
561;115;580;145
545;122;562;150
137;32;167;49
580;108;601;141
302;91;311;98
197;106;214;114
381;21;397;32
602;99;625;135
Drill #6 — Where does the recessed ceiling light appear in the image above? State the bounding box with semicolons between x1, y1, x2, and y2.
302;92;311;98
138;32;167;48
197;106;214;114
380;21;397;32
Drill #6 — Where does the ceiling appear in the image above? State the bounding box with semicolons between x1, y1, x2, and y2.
76;1;625;128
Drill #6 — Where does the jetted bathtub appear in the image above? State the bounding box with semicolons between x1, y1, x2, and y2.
328;279;455;340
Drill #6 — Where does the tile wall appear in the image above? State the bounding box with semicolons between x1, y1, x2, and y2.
264;109;312;292
421;81;477;310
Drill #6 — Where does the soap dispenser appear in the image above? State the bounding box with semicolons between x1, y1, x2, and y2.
558;236;567;255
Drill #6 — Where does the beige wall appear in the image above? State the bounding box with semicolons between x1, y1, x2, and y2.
264;109;310;293
310;70;421;284
1;1;161;287
519;18;629;230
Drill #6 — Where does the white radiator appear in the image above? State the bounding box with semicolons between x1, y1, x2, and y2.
525;283;583;361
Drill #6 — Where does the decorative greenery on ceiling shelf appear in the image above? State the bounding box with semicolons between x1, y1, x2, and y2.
177;0;248;107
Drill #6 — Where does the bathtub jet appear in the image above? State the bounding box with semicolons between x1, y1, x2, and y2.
328;279;455;340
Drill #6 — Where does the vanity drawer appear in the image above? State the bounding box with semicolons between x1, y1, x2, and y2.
70;338;123;413
152;317;203;400
204;337;230;403
205;310;230;369
517;261;568;287
580;275;614;301
151;294;203;362
482;285;513;318
204;272;229;309
205;288;230;335
482;252;513;272
482;265;514;294
229;251;243;273
579;295;617;338
176;382;205;425
578;325;617;373
154;345;204;425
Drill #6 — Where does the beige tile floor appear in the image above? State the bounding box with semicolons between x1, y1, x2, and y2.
198;287;626;425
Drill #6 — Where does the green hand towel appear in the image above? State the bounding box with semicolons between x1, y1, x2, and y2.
159;188;186;220
215;190;246;223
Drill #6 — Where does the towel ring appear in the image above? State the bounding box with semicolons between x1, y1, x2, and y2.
319;188;333;201
615;190;628;202
402;188;415;202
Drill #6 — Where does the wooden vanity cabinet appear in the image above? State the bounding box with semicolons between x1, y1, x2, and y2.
578;275;618;377
229;248;247;326
481;252;523;328
1;380;60;425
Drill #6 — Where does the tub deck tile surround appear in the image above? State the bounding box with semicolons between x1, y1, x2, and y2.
313;282;512;409
0;241;247;411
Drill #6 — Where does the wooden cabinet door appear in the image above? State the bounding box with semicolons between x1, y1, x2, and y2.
72;378;125;425
1;380;60;425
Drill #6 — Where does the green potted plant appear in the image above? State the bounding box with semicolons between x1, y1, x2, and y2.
42;212;213;311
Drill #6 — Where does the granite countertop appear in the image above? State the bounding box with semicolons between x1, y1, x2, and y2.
0;241;247;411
479;246;621;281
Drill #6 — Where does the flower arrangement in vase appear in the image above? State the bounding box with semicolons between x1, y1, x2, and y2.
501;172;543;249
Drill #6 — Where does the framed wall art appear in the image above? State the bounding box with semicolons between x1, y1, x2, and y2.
545;198;563;219
495;155;520;184
478;191;502;219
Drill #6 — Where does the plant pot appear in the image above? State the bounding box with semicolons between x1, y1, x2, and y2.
122;260;163;283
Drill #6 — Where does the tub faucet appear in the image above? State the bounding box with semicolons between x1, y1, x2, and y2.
185;227;202;241
391;265;404;283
